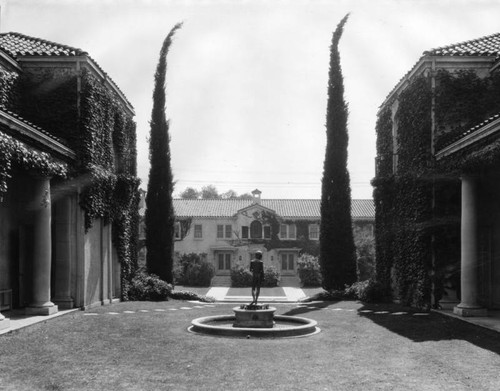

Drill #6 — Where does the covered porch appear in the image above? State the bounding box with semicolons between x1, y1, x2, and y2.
436;114;500;316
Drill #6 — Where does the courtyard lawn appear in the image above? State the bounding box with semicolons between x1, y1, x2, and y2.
1;300;500;391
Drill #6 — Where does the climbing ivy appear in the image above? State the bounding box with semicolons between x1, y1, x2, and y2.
78;68;140;297
0;69;68;193
374;76;435;309
374;68;500;309
1;64;139;300
0;132;68;195
372;106;394;295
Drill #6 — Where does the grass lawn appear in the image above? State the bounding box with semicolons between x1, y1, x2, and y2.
1;300;500;390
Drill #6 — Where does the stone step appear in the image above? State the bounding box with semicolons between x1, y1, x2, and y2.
211;275;302;287
211;276;232;287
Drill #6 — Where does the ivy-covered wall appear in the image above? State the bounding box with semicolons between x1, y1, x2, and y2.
0;69;68;196
375;67;500;309
372;106;394;294
1;63;139;300
78;68;139;298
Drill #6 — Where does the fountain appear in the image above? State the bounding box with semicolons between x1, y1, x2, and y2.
189;251;319;338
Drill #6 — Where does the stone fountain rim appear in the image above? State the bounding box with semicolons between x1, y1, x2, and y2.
189;314;319;338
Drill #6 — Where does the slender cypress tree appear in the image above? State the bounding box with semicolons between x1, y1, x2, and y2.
145;23;182;283
319;14;357;291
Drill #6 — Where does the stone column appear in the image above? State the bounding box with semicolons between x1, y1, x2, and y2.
52;194;74;309
454;174;487;317
25;177;58;316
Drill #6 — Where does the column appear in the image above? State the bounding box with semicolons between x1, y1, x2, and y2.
52;194;74;309
25;177;58;316
454;174;487;317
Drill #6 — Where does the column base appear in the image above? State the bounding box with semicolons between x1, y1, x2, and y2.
25;304;58;316
53;297;74;310
0;314;10;331
453;305;487;317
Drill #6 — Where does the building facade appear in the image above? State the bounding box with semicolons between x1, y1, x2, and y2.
373;32;500;314
0;33;138;330
162;190;375;282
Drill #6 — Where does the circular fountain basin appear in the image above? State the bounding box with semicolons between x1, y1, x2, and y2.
189;314;319;338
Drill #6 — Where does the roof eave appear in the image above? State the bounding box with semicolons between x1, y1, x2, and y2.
0;49;21;72
17;55;135;116
379;55;496;113
436;116;500;160
0;110;76;160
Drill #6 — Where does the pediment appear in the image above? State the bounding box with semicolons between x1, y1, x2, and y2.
236;203;276;219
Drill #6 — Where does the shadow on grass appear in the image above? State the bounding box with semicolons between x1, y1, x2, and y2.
357;303;500;356
281;300;342;316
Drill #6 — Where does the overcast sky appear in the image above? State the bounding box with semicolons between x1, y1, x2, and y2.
2;0;499;199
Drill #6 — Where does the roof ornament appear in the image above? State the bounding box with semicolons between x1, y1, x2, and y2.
251;188;262;204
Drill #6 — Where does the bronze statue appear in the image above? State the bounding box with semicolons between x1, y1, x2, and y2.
250;250;264;305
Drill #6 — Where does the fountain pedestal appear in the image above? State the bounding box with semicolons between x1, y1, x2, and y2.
233;305;276;328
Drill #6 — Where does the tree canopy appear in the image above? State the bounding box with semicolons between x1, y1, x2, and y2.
178;185;253;200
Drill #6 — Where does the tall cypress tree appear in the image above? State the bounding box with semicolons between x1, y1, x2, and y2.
319;14;357;291
145;23;182;283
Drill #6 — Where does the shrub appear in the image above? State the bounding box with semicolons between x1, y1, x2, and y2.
357;256;375;281
344;279;385;302
231;266;252;287
169;290;215;303
297;254;323;287
174;253;214;287
231;265;281;287
128;272;172;301
262;266;280;287
185;261;215;286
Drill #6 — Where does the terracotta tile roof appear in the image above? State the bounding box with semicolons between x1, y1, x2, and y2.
173;199;374;220
424;33;500;57
381;32;500;109
0;32;132;110
0;32;87;57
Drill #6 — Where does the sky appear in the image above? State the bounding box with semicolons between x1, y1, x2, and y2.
1;0;499;199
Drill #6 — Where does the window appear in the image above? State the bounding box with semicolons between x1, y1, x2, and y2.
280;224;296;239
241;226;249;239
194;224;203;239
217;224;232;239
309;224;319;240
263;225;271;239
250;220;262;239
174;222;181;239
225;224;232;238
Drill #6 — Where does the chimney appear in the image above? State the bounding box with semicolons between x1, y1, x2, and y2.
251;189;262;204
